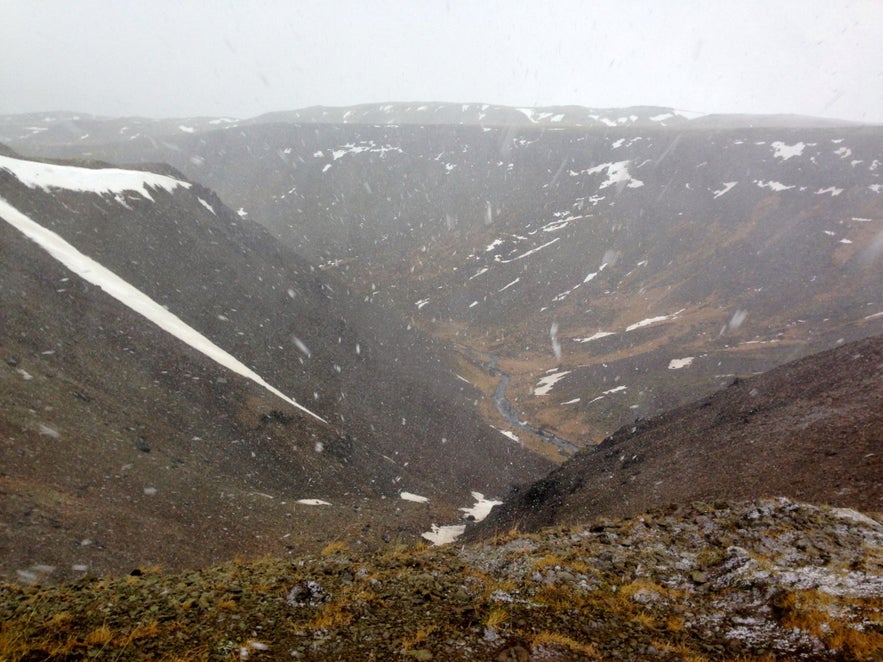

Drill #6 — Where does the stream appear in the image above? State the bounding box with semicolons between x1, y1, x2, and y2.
468;348;579;456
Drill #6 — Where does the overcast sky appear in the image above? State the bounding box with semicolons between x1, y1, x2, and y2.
3;0;882;123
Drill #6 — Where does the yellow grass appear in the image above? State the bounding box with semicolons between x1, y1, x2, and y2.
531;631;599;657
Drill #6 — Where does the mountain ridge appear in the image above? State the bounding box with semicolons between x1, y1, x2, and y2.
2;102;872;154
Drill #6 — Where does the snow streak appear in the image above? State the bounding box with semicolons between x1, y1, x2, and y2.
0;196;326;423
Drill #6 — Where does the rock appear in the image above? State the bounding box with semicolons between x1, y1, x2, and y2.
287;580;328;607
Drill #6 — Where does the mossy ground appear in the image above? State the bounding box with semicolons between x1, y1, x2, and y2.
2;499;881;661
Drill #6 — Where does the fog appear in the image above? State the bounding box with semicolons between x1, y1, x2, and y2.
2;0;882;123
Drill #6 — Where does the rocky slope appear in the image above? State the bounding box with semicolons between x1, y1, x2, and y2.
1;498;881;660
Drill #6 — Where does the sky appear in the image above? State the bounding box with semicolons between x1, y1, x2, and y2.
2;0;882;123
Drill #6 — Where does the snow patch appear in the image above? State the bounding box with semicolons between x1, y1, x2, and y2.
197;198;216;215
38;424;60;438
422;492;501;545
574;331;615;343
586;160;644;189
296;499;331;506
495;237;560;263
626;310;683;332
713;182;738;199
0;154;190;201
755;180;795;192
668;357;695;370
400;492;429;503
460;492;502;521
650;112;674;122
422;524;466;545
534;370;570;396
770;141;805;160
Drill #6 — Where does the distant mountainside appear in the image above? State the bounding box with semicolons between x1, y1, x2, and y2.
0;102;862;153
247;102;705;128
0;149;548;582
16;109;882;459
470;332;883;538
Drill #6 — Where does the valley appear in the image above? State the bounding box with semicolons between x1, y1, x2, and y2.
3;2;881;657
8;109;882;459
1;103;881;605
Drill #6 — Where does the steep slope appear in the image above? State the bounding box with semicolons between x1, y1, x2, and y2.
470;333;883;538
0;151;549;581
24;114;882;458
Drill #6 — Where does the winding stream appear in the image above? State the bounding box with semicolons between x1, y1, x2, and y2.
470;348;578;456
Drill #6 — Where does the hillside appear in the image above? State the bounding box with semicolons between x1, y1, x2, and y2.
0;150;549;582
471;333;883;538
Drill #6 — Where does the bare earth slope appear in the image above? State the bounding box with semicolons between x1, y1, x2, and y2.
472;333;883;537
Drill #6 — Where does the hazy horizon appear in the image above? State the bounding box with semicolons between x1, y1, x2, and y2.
2;0;882;124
